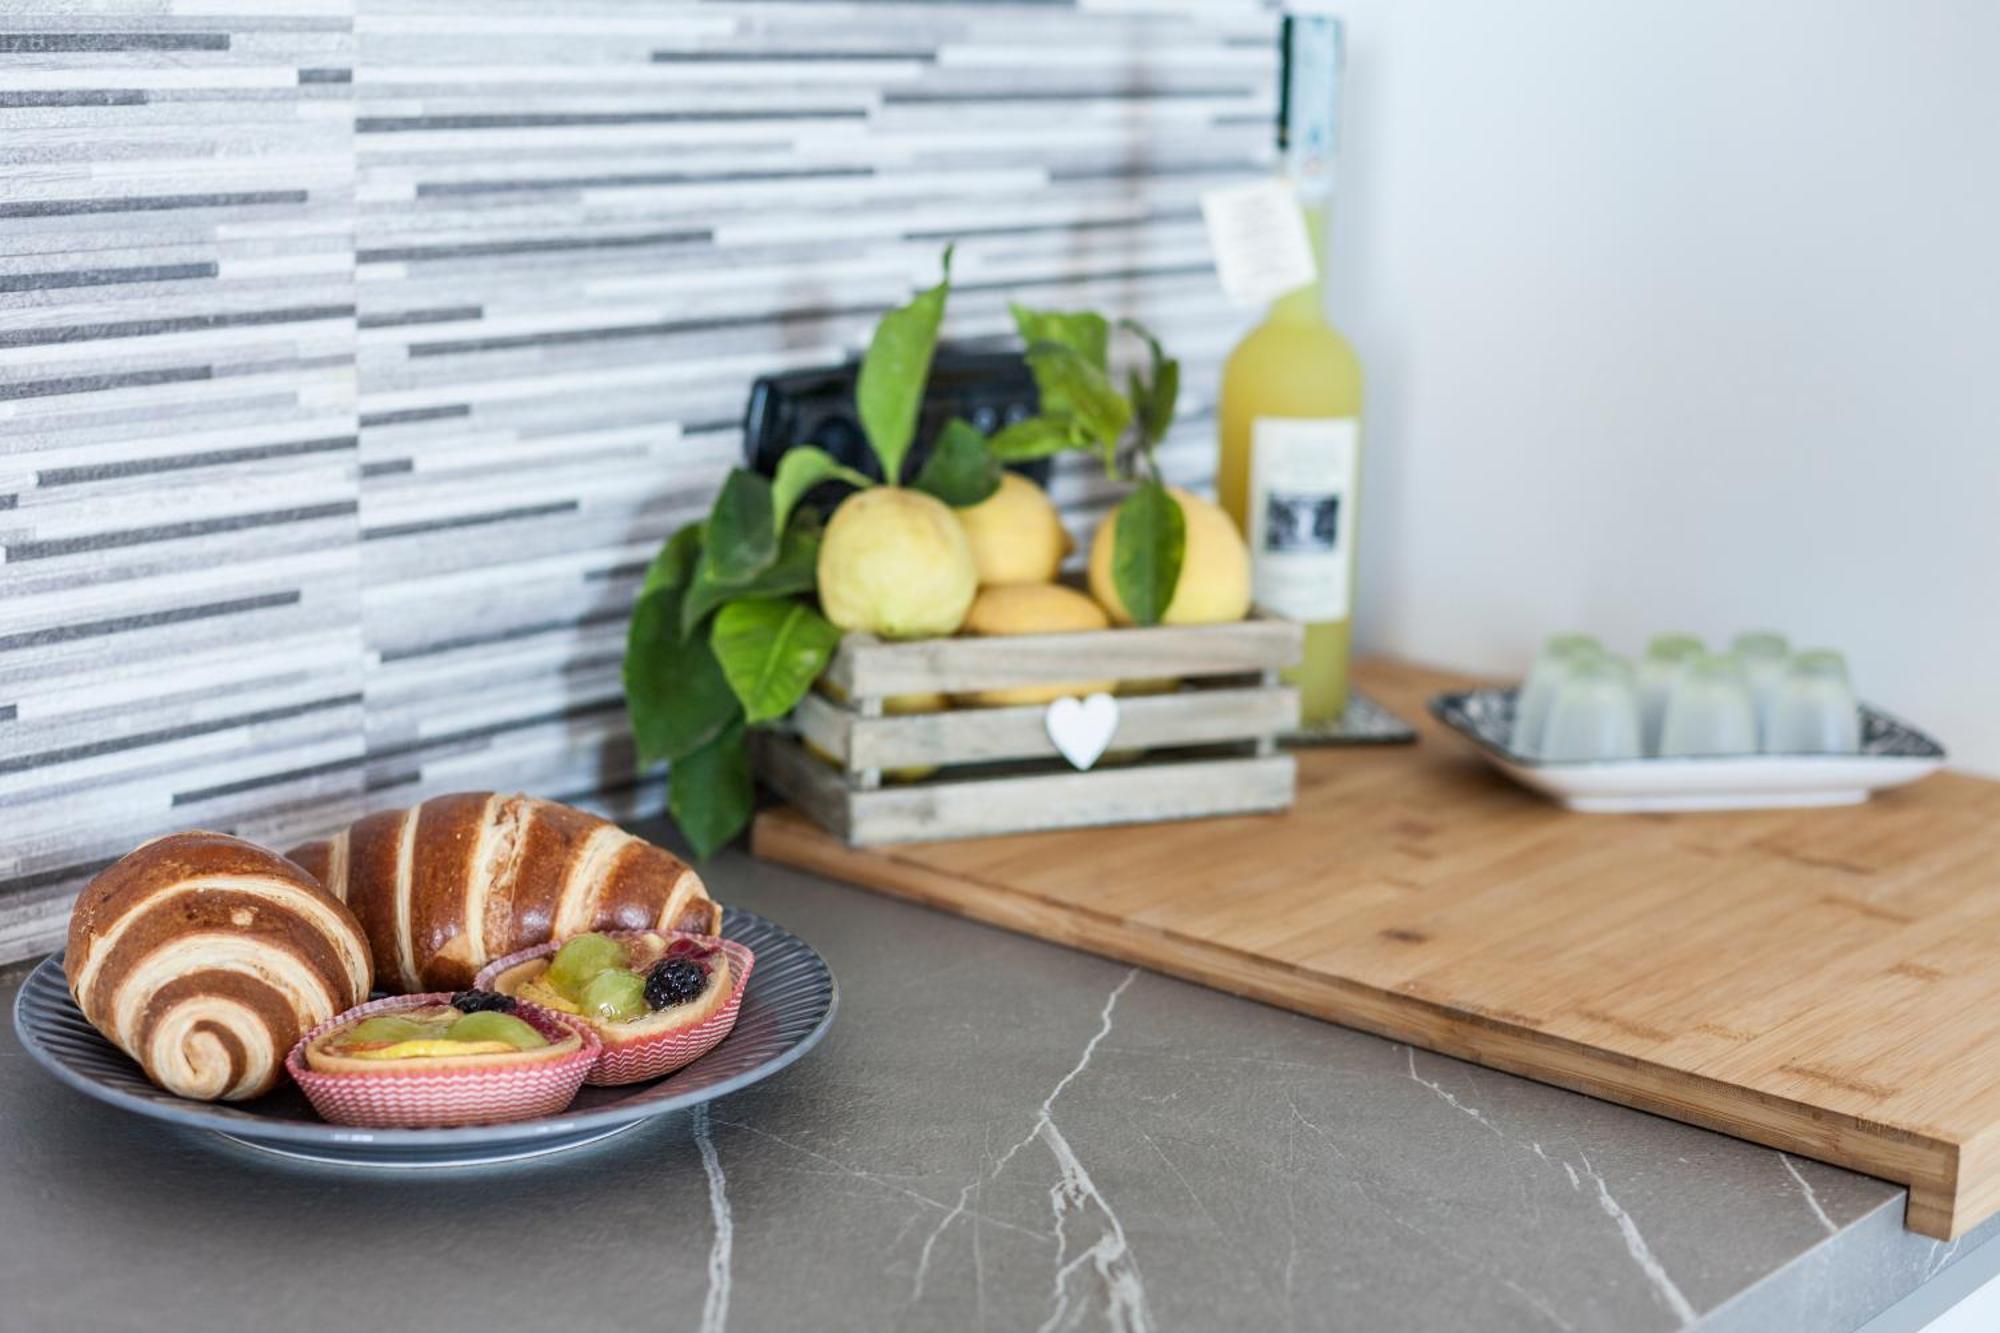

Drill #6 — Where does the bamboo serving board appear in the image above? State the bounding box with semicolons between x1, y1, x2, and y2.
752;659;2000;1238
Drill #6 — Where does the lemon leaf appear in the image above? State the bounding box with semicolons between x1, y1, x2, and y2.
705;467;777;582
1121;318;1180;451
1112;480;1185;626
668;719;753;860
681;510;821;640
1010;305;1109;370
857;250;952;485
637;521;704;598
711;597;842;724
772;446;872;534
913;418;1002;507
624;584;740;763
1024;342;1131;450
988;415;1073;462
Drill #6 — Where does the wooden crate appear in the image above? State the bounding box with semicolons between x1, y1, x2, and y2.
752;614;1304;845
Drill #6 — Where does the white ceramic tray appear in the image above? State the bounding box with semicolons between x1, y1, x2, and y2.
1429;687;1947;813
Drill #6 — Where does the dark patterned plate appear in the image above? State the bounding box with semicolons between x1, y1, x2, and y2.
11;908;835;1168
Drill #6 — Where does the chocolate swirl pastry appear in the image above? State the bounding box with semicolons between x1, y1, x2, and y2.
64;833;373;1102
285;793;720;994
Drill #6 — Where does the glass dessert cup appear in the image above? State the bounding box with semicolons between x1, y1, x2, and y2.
285;992;599;1128
476;929;754;1087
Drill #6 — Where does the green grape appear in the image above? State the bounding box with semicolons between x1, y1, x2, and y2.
580;969;647;1023
343;1015;438;1046
544;933;629;1000
444;1011;547;1050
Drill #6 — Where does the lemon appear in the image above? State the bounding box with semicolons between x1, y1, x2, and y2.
818;683;951;717
953;471;1072;586
954;584;1116;708
1096;675;1183;766
878;689;949;782
817;487;978;639
808;682;949;782
1088;487;1251;626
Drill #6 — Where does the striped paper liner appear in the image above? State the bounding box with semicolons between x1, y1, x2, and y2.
475;930;753;1087
285;994;599;1128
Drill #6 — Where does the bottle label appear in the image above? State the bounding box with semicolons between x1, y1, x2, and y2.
1248;416;1359;621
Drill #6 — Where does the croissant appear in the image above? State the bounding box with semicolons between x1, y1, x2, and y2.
65;832;373;1102
285;792;719;994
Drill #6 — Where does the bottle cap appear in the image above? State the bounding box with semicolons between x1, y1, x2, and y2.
1279;12;1344;202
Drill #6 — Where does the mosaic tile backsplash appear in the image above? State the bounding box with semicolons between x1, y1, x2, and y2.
0;0;1274;959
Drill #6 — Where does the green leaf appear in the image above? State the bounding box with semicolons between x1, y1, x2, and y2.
912;418;1002;507
624;584;741;763
668;719;753;860
1014;309;1112;426
1010;305;1109;370
987;415;1077;462
1112;480;1186;626
681;510;822;640
771;445;872;534
1121;319;1180;450
1125;369;1149;437
710;597;842;724
706;468;777;582
856;250;952;485
1025;342;1131;449
638;521;704;599
1119;317;1163;362
1143;360;1180;448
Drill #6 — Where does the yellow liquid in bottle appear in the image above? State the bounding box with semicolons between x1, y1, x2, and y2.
1218;204;1365;723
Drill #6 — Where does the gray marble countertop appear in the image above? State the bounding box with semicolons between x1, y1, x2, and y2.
2;839;1994;1333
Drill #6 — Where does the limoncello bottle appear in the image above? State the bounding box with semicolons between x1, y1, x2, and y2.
1217;12;1364;724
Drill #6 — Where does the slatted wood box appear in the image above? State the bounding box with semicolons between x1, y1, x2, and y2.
752;614;1304;845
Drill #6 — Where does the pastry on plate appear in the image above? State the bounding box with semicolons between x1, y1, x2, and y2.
285;792;721;993
287;989;598;1128
303;992;578;1073
65;832;372;1102
478;930;752;1086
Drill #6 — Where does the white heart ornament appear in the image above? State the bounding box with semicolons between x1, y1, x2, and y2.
1045;693;1121;771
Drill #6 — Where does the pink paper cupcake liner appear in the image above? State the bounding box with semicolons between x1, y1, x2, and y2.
474;929;754;1087
285;993;599;1129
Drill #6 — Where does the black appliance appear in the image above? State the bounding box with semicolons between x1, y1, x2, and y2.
741;349;1050;508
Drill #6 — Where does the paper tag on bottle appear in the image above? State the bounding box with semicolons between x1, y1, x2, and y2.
1200;178;1318;308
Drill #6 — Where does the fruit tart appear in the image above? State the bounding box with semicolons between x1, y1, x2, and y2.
286;990;598;1128
476;930;752;1086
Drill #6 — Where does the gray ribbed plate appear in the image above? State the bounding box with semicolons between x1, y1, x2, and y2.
11;908;835;1168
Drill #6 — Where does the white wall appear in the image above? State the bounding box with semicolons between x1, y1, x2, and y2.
1327;0;2000;773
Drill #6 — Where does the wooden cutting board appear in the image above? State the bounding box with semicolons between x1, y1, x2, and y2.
752;658;2000;1238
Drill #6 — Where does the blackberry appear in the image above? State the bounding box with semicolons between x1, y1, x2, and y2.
644;958;707;1010
450;989;517;1015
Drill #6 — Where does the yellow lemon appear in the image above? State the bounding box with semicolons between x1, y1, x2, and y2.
1096;676;1182;766
817;487;977;639
876;689;950;782
1087;487;1251;626
953;471;1072;586
808;682;949;782
954;584;1116;708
